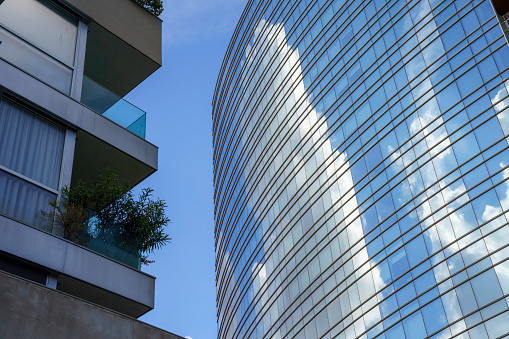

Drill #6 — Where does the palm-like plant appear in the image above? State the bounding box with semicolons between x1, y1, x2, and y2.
135;0;164;16
43;170;171;266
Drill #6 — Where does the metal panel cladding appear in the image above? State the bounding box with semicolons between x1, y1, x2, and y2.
213;0;509;338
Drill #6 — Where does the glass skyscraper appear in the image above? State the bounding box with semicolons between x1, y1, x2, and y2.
213;0;509;338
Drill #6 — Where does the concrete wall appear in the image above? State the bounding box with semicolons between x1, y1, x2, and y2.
0;271;183;339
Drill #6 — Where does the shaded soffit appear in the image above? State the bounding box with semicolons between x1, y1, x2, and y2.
72;130;155;188
57;274;152;318
84;22;160;97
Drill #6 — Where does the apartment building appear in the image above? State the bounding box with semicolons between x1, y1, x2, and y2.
0;0;180;337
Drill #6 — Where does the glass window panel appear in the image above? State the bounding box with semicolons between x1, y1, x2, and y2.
403;311;427;339
472;189;503;224
493;48;509;73
484;311;509;339
343;114;358;137
480;300;507;320
376;192;396;221
430;62;453;89
0;100;64;189
436;83;462;111
388;248;410;278
0;169;55;229
441;22;466;51
470;269;503;308
386;322;405;339
456;282;478;314
0;26;72;94
468;323;489;338
473;117;505;150
494;260;509;295
463;164;489;190
369;87;387;114
441;290;463;323
421;299;448;335
315;308;330;338
365;145;383;172
457;67;483;97
396;283;416;307
380;294;398;319
405;236;428;268
452;132;480;164
478;56;499;82
450;47;473;74
0;0;77;66
303;318;318;339
422;39;446;67
375;260;393;290
461;240;488;267
475;1;495;23
392;179;412;210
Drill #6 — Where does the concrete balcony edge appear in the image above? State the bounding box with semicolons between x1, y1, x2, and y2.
0;214;156;316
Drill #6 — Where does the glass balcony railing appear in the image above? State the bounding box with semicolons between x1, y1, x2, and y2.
85;234;141;270
80;76;146;139
53;213;142;270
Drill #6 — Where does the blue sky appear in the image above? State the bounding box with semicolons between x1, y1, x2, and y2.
124;0;247;338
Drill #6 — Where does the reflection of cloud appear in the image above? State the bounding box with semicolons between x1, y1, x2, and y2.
491;80;509;137
441;290;462;326
441;182;467;207
251;262;267;314
371;265;385;291
482;204;502;222
236;18;385;338
162;0;247;46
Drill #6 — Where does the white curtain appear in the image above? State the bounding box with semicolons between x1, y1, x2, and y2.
0;170;56;230
0;99;64;189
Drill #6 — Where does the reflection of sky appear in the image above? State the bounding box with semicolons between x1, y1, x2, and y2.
216;16;384;339
214;0;509;338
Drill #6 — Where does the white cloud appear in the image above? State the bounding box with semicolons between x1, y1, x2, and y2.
185;336;192;339
161;0;248;46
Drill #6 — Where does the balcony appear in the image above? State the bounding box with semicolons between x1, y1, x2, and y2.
0;214;156;317
81;76;146;139
68;0;162;97
58;221;142;270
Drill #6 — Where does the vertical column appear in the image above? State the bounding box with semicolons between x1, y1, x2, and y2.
70;20;88;101
52;129;76;237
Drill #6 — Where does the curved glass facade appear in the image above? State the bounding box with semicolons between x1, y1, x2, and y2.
213;1;509;338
